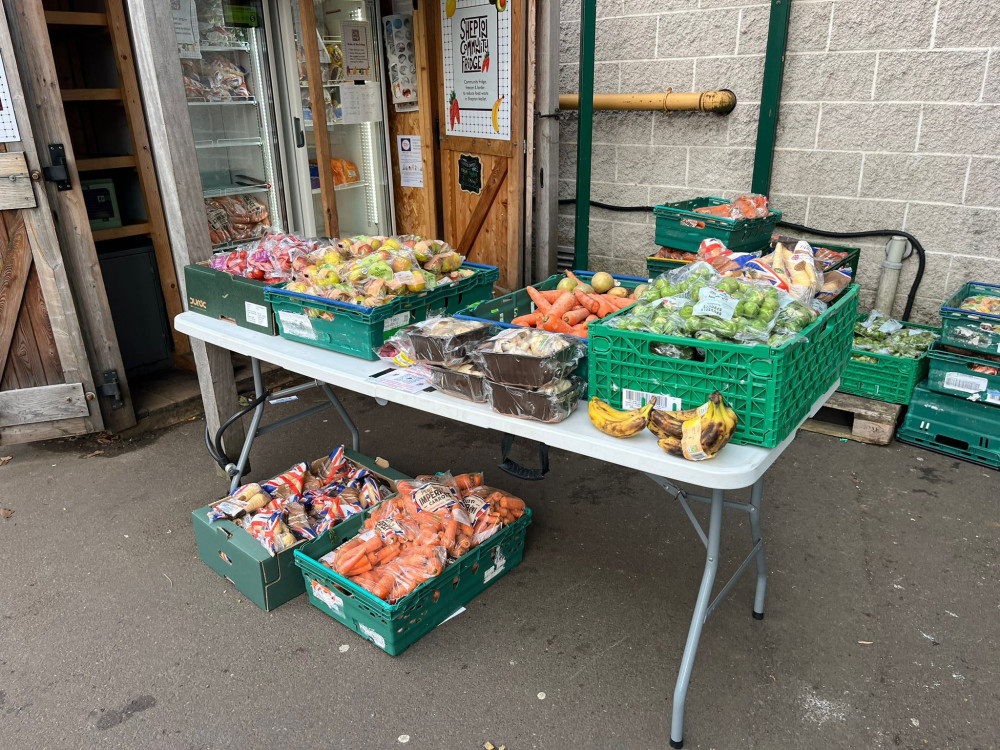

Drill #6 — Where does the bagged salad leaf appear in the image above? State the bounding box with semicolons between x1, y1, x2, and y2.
852;311;937;358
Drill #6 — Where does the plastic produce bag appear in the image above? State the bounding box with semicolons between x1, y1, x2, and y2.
853;311;937;358
427;360;488;402
768;237;820;303
692;194;769;220
474;328;584;388
484;376;584;423
389;317;492;365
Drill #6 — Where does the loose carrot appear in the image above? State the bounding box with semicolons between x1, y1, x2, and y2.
574;287;600;314
547;292;578;320
562;307;590;325
511;311;543;327
595;299;617;318
603;294;634;310
539;290;566;303
541;315;576;334
526;286;552;313
570;323;589;338
565;270;583;286
584;314;598;323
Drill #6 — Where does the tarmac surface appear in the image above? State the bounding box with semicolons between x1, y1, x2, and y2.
0;387;998;750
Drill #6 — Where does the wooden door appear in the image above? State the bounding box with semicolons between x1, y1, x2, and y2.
0;20;103;444
435;0;525;290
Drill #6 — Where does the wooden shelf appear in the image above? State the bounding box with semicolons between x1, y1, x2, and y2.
77;155;136;171
61;88;122;102
92;222;152;242
44;11;108;27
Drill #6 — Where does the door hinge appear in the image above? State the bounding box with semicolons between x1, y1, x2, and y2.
42;144;71;191
98;370;124;410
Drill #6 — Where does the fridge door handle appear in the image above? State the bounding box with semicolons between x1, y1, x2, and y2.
293;117;305;148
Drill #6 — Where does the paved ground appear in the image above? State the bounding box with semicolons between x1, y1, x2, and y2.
0;387;997;750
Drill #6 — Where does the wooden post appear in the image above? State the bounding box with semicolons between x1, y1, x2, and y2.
6;1;137;432
298;0;340;238
523;0;537;282
125;0;245;451
532;0;559;280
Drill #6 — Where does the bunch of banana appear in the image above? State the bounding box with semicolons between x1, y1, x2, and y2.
651;391;738;461
588;397;654;438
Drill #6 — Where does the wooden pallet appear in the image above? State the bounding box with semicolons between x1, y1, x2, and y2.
801;391;903;445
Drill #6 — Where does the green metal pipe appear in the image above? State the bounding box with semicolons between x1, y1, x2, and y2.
751;0;792;196
573;0;597;271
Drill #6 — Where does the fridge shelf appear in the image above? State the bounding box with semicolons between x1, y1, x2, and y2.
204;182;270;198
211;234;266;253
201;42;251;52
311;182;369;194
187;98;258;106
299;82;343;89
194;137;263;149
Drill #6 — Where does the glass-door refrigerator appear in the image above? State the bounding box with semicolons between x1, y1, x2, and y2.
176;0;289;251
272;0;395;239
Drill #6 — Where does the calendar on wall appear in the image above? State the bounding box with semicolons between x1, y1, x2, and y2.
0;50;20;143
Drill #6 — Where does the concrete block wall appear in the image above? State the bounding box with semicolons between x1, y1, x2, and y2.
556;0;1000;322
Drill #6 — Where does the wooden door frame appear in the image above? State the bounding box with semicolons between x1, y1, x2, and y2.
127;0;247;451
6;1;136;432
0;9;103;441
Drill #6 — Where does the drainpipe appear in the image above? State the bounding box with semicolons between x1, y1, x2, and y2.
875;236;908;315
559;90;737;114
751;0;792;195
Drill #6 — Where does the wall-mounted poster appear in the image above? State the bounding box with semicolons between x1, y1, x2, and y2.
341;20;374;81
441;0;510;140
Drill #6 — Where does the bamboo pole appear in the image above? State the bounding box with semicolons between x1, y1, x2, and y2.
559;90;737;114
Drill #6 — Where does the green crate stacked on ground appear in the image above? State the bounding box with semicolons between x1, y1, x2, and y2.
264;263;499;360
587;285;860;448
897;383;1000;469
838;316;939;405
454;270;647;378
939;282;1000;355
294;508;532;655
926;344;1000;406
652;197;782;253
191;451;411;611
646;243;861;282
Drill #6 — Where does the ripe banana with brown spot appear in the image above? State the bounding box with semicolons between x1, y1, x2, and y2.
647;403;704;439
588;397;654;438
654;391;737;460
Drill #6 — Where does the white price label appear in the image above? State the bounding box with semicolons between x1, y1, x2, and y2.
383;311;411;332
311;581;344;615
692;287;738;320
278;310;317;339
358;623;387;649
622;388;682;411
987;390;1000;405
943;372;988;394
244;301;269;327
483;548;507;583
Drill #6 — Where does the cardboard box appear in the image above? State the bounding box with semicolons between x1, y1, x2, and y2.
184;261;278;336
192;450;410;611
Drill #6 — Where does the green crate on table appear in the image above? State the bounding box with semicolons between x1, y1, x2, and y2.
184;261;278;335
939;282;1000;356
837;317;938;405
645;243;860;281
264;263;498;360
897;382;1000;469
191;450;410;611
587;285;860;448
294;509;531;655
926;343;1000;406
653;197;781;253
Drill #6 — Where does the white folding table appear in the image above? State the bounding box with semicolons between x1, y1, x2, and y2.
176;311;835;748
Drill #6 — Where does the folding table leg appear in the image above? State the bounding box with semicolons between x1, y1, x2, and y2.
228;357;268;493
670;488;724;749
749;477;767;619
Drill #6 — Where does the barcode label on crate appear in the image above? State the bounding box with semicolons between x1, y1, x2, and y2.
622;388;682;411
358;623;387;649
383;311;411;332
311;580;344;615
987;390;1000;405
944;372;988;394
244;301;269;327
278;310;317;339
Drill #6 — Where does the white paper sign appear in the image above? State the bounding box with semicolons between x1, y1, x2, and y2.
171;0;196;44
340;82;383;124
441;0;510;140
341;21;373;81
0;41;20;143
371;367;431;393
397;135;424;188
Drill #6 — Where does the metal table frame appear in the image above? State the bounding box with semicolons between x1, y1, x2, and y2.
177;312;834;748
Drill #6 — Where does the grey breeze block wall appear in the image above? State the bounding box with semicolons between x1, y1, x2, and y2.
556;0;1000;323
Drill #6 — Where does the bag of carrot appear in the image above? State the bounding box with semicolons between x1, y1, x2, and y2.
317;472;527;603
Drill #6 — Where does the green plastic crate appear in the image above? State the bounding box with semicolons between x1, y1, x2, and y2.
926;344;1000;406
939;281;1000;356
838;317;938;405
184;262;278;335
264;263;498;360
587;285;860;448
191;450;410;611
897;382;1000;469
294;508;531;655
645;243;860;282
653;197;781;253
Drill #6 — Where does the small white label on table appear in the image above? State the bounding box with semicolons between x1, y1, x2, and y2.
622;388;682;411
371;367;431;393
944;372;988;394
244;301;269;327
278;310;317;340
383;311;411;331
